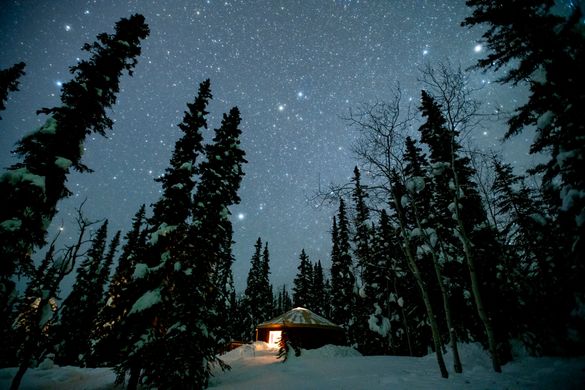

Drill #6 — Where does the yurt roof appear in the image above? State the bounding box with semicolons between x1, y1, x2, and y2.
256;307;342;330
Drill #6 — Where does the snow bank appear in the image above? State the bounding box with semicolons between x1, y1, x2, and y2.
2;343;584;389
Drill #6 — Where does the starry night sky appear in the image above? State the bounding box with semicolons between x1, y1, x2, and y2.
0;0;532;292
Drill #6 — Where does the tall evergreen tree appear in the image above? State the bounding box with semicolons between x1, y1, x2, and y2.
311;261;328;316
351;166;382;354
114;80;212;389
329;200;356;343
491;159;570;353
0;15;149;315
418;90;502;372
130;104;245;389
463;1;585;251
0;61;25;119
464;1;585;353
259;243;273;320
55;220;109;366
97;231;120;303
292;249;313;308
91;205;147;367
243;238;264;340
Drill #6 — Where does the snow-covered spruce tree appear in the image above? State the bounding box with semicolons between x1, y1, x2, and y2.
491;159;569;354
54;220;109;366
91;205;147;367
259;242;273;321
177;105;245;388
312;261;328;316
292;249;313;308
82;230;120;367
0;61;25;120
402;136;463;372
114;80;211;389
329;200;356;344
351;166;385;355
97;231;120;303
371;209;421;356
242;238;272;339
464;1;585;353
463;0;584;260
418;90;502;372
0;14;149;317
242;237;263;340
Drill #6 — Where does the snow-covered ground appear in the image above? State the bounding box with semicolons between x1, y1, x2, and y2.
1;343;584;389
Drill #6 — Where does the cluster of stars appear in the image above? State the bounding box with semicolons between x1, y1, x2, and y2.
0;0;527;291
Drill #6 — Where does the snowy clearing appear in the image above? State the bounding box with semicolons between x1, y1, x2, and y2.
1;343;583;389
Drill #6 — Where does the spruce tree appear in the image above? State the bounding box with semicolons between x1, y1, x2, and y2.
292;249;312;308
491;159;566;353
0;62;25;119
146;105;244;388
91;205;146;367
463;2;585;342
243;238;263;340
97;231;120;302
418;90;502;372
0;15;149;313
312;261;328;316
351;166;387;355
55;220;109;366
114;80;211;389
329;200;356;343
371;209;418;356
259;243;273;321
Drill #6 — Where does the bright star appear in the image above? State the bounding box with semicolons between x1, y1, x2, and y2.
65;25;72;32
55;80;63;88
278;104;285;111
474;44;482;53
237;213;245;220
297;91;304;98
423;49;429;55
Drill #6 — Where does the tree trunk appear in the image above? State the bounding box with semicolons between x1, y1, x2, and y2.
393;278;414;356
458;226;501;372
10;358;30;390
127;365;140;390
433;245;463;373
410;195;463;373
392;192;449;378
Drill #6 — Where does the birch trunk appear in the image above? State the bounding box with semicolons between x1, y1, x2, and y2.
392;192;449;379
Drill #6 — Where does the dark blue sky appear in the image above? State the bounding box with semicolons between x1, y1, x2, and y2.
0;0;531;292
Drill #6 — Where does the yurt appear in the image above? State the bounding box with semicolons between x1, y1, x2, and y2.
255;307;345;349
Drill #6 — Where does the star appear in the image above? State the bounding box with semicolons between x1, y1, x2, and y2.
278;104;285;112
474;44;482;53
237;213;245;221
65;25;72;32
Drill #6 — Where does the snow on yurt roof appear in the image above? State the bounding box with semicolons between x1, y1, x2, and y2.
256;307;342;329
